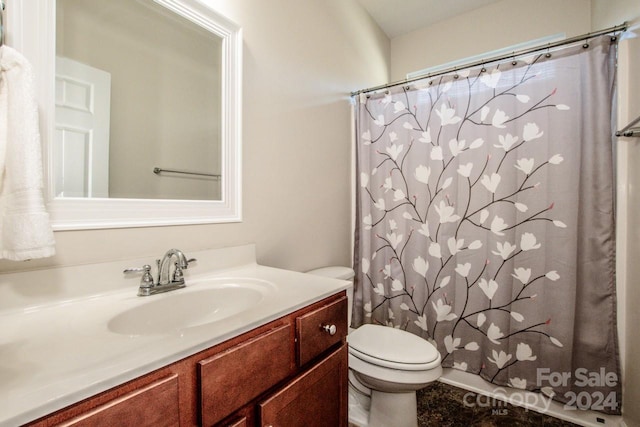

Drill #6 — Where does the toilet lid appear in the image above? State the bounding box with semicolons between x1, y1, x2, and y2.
348;324;440;368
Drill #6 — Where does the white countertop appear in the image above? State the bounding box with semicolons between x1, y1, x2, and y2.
0;245;350;427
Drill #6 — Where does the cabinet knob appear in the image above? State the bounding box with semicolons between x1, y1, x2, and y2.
322;324;337;336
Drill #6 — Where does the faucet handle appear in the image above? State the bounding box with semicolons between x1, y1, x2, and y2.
173;262;185;283
123;265;150;274
171;258;196;284
124;264;156;294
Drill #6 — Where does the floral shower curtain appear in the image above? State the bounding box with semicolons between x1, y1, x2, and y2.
353;34;621;413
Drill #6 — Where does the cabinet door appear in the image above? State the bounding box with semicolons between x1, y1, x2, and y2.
259;345;348;427
58;374;179;427
199;324;294;426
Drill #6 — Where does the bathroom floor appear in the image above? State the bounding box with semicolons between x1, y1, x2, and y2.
415;382;579;427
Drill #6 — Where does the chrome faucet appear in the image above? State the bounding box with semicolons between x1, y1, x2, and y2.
124;248;196;296
158;248;189;286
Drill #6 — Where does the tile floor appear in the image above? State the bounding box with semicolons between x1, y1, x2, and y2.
416;382;579;427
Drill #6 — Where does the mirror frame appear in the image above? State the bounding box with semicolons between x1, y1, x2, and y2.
10;0;242;230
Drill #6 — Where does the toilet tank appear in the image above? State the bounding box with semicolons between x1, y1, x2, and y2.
306;266;355;327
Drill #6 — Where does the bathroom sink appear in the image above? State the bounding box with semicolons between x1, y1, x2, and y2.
108;278;275;336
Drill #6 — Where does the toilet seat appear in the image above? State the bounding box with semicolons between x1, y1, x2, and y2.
349;346;442;371
348;324;441;371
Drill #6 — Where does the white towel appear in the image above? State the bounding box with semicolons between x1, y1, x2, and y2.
0;45;55;261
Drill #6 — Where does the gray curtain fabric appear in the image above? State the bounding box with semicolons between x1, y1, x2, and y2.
353;34;621;414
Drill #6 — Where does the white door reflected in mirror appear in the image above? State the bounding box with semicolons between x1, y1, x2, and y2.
55;57;111;198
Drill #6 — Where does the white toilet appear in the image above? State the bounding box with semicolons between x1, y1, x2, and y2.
307;267;442;427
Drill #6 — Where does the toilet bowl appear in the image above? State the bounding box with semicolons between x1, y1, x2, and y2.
307;267;442;427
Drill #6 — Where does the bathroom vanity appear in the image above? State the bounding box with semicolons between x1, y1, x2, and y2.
0;245;350;427
26;293;347;427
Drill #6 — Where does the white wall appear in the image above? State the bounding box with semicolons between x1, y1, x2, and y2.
390;0;591;81
0;0;389;274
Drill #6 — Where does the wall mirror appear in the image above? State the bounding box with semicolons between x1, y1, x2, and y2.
12;0;242;229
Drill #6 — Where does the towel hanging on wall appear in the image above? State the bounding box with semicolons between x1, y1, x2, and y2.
0;45;55;261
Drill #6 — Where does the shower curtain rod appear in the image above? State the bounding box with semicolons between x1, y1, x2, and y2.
350;22;628;97
616;114;640;137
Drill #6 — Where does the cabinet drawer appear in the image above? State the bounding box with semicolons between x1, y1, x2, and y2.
296;296;347;367
199;324;294;426
59;374;179;427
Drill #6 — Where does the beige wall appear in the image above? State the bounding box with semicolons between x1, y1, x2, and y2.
592;0;639;28
0;0;389;273
597;0;640;422
618;33;640;423
390;0;591;81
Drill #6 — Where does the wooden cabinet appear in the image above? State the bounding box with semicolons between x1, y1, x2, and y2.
25;292;348;427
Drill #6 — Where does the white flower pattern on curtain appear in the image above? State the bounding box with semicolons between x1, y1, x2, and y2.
353;35;620;413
